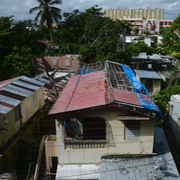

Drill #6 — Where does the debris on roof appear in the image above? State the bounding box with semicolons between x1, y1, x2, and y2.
49;61;162;120
99;127;180;180
34;72;71;105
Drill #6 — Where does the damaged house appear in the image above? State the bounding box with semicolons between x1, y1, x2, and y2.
48;61;179;179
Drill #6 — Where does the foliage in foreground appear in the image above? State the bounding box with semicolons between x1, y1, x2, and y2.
0;16;44;80
153;85;180;121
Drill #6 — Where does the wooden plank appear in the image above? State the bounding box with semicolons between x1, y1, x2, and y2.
117;116;149;120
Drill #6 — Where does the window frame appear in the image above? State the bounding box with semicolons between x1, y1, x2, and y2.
32;93;37;108
125;121;140;140
14;105;22;122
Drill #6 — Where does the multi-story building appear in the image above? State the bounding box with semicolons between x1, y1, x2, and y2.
103;7;164;20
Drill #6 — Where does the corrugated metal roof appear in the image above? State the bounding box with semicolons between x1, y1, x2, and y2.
49;71;108;115
134;70;163;79
99;128;180;180
12;80;40;90
0;76;42;116
21;76;45;86
0;90;26;101
0;94;21;106
0;104;12;114
56;164;99;179
2;84;33;97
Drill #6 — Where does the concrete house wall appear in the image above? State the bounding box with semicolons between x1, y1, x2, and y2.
169;95;180;148
21;86;45;126
0;86;45;149
141;78;161;94
55;106;154;164
0;110;16;149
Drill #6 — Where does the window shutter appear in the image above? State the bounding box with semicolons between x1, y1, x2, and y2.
52;59;57;66
65;59;71;66
125;121;140;140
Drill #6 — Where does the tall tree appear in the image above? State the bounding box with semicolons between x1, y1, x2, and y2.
29;0;62;47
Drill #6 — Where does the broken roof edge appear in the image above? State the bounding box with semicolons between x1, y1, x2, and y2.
48;103;158;120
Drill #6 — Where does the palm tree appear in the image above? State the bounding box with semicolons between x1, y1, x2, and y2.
29;0;62;47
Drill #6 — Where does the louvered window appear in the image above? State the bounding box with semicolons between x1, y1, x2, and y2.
125;121;140;140
32;93;37;108
14;105;21;122
52;59;57;66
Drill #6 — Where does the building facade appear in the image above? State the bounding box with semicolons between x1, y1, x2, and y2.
103;7;164;20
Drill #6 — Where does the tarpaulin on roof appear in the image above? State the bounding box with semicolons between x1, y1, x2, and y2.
121;65;163;119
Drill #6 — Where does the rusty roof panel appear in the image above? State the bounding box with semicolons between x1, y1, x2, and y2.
0;104;12;114
49;71;108;115
21;76;45;86
0;90;26;101
2;84;33;97
11;83;36;92
0;94;21;106
0;101;15;109
12;80;40;90
113;88;141;106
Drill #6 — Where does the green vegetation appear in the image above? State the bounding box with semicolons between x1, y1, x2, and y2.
159;14;180;60
0;16;44;80
54;5;131;64
29;0;62;47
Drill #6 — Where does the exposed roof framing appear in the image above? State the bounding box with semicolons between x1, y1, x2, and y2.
75;61;134;92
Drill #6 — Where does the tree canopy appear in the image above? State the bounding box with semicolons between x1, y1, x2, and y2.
0;16;44;80
54;6;131;64
160;14;180;60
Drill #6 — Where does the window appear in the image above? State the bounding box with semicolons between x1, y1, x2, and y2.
32;93;37;108
125;121;140;140
14;105;22;122
145;79;153;92
52;59;57;66
65;59;71;67
64;118;106;140
147;64;152;69
162;64;167;69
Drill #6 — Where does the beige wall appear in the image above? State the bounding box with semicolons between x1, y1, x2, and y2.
0;110;16;149
45;136;58;172
21;87;45;126
56;106;154;164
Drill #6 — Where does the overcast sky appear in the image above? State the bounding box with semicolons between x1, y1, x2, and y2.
0;0;179;21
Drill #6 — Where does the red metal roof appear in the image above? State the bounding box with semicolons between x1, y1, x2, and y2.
48;70;145;116
113;88;141;106
49;71;109;115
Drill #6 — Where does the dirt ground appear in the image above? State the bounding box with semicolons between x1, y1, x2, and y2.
157;122;180;174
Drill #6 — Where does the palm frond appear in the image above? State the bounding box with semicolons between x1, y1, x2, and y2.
29;6;42;14
50;8;62;22
50;0;62;5
36;0;44;4
51;6;61;13
40;10;47;26
34;10;42;21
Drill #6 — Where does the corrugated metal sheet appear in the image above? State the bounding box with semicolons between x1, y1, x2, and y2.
113;88;141;106
0;76;43;116
0;104;12;114
2;84;33;97
99;128;180;180
12;80;40;90
49;71;108;115
0;94;21;106
134;70;163;79
0;90;26;101
55;164;100;179
21;76;45;86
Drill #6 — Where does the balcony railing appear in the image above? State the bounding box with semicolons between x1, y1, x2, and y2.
64;140;107;149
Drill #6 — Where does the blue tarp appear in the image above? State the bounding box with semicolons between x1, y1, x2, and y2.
121;65;163;119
